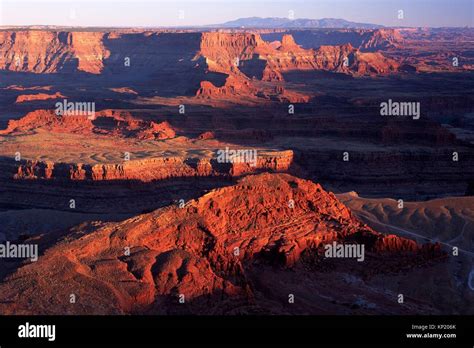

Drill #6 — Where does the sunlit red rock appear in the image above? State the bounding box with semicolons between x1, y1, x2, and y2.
0;109;176;140
15;92;66;103
0;173;443;314
0;31;109;74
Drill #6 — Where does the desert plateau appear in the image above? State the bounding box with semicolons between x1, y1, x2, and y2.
0;9;473;317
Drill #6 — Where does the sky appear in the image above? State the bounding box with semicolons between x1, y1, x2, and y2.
0;0;472;27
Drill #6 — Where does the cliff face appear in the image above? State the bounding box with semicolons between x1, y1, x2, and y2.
262;28;404;52
194;32;399;103
199;32;272;72
0;108;294;182
0;30;402;105
0;30;400;77
269;41;399;75
0;173;443;315
70;32;110;73
0;31;108;74
198;32;399;77
10;151;294;182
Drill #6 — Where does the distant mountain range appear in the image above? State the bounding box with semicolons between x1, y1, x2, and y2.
212;17;384;29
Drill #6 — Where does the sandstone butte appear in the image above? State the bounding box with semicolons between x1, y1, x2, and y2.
0;173;444;315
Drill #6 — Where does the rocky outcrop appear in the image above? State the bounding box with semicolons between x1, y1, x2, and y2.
360;29;404;51
199;129;273;143
0;109;95;135
15;92;66;103
0;173;443;314
135;121;176;140
196;76;259;99
279;34;304;52
196;75;309;103
261;65;283;81
0;109;177;140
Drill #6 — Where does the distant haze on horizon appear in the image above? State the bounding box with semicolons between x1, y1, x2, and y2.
0;0;472;28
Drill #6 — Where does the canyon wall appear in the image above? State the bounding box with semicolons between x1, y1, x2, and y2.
0;30;400;77
0;151;293;182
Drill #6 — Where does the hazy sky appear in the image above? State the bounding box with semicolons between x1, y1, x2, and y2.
0;0;472;27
